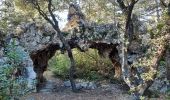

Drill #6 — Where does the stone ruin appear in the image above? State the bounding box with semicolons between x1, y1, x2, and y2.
0;3;168;97
16;21;122;84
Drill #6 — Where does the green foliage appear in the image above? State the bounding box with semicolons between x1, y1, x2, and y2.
82;0;115;23
74;49;112;81
48;49;113;81
148;21;165;39
157;23;164;31
0;66;28;100
14;0;40;19
14;0;75;20
159;60;166;66
0;17;8;32
0;40;30;99
166;88;170;99
48;51;70;79
0;0;29;35
6;41;22;65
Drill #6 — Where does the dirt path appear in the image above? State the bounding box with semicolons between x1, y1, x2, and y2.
20;71;133;100
21;71;134;100
22;85;133;100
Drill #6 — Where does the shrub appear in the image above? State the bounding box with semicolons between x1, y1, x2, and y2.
0;39;32;99
48;51;70;79
48;49;113;81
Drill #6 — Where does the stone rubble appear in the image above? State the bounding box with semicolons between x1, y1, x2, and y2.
64;80;97;90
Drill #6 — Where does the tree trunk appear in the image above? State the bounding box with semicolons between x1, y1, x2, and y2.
52;26;77;92
30;0;77;92
166;49;170;90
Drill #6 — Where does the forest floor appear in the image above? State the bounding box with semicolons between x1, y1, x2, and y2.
21;71;165;100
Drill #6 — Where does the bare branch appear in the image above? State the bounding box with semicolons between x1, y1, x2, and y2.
116;0;139;12
48;0;59;28
116;0;127;11
30;0;54;26
130;0;139;7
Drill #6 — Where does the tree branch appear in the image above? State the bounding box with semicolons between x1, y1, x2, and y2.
31;0;54;26
116;0;127;12
124;0;139;39
48;0;59;28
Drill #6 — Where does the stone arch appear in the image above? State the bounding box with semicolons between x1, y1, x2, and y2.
30;43;60;89
16;21;122;91
29;41;121;90
89;42;121;79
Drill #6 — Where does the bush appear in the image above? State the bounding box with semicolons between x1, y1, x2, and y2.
48;49;113;81
0;39;32;99
48;51;70;79
74;49;112;81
